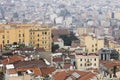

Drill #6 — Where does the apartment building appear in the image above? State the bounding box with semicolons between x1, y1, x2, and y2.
30;26;52;51
80;33;104;53
0;24;52;51
75;53;99;70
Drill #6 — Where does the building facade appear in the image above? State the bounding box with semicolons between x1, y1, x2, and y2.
99;48;120;60
0;24;52;51
80;33;104;53
75;53;99;70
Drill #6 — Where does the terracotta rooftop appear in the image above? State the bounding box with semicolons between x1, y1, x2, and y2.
7;69;17;74
17;67;41;76
2;56;25;65
53;70;96;80
40;67;56;77
64;63;72;69
100;60;120;69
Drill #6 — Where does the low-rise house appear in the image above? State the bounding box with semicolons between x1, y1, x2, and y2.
100;60;120;79
4;58;56;80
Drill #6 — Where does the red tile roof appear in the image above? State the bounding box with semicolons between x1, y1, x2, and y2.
53;70;96;80
64;63;72;69
7;69;17;74
14;59;48;68
100;60;120;69
17;67;41;76
2;56;25;65
40;67;56;77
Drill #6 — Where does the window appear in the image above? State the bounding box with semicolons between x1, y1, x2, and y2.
38;34;39;37
7;40;9;44
2;35;4;39
85;59;86;61
92;49;94;52
95;48;97;51
80;59;82;61
45;32;47;35
19;34;21;37
38;39;39;41
42;32;44;34
92;45;94;47
37;44;39;47
87;59;89;62
84;63;86;66
94;58;96;61
80;64;82;66
23;40;24;43
45;41;46;44
90;59;92;61
2;40;4;44
23;34;24;37
94;63;96;66
95;44;97;46
19;39;21;43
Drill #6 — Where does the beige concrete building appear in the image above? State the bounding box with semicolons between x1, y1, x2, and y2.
80;33;104;53
75;53;99;70
0;24;52;51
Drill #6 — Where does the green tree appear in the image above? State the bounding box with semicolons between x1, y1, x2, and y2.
18;44;25;48
60;33;78;46
52;43;59;53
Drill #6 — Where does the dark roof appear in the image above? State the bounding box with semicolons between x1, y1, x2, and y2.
14;59;48;68
53;58;63;62
52;29;70;36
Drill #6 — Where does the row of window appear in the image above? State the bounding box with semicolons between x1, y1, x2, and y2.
2;40;9;44
19;34;24;37
2;39;25;44
2;34;25;39
92;44;97;47
31;32;48;35
80;63;96;66
30;37;48;40
80;58;97;61
92;48;98;52
30;41;47;44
